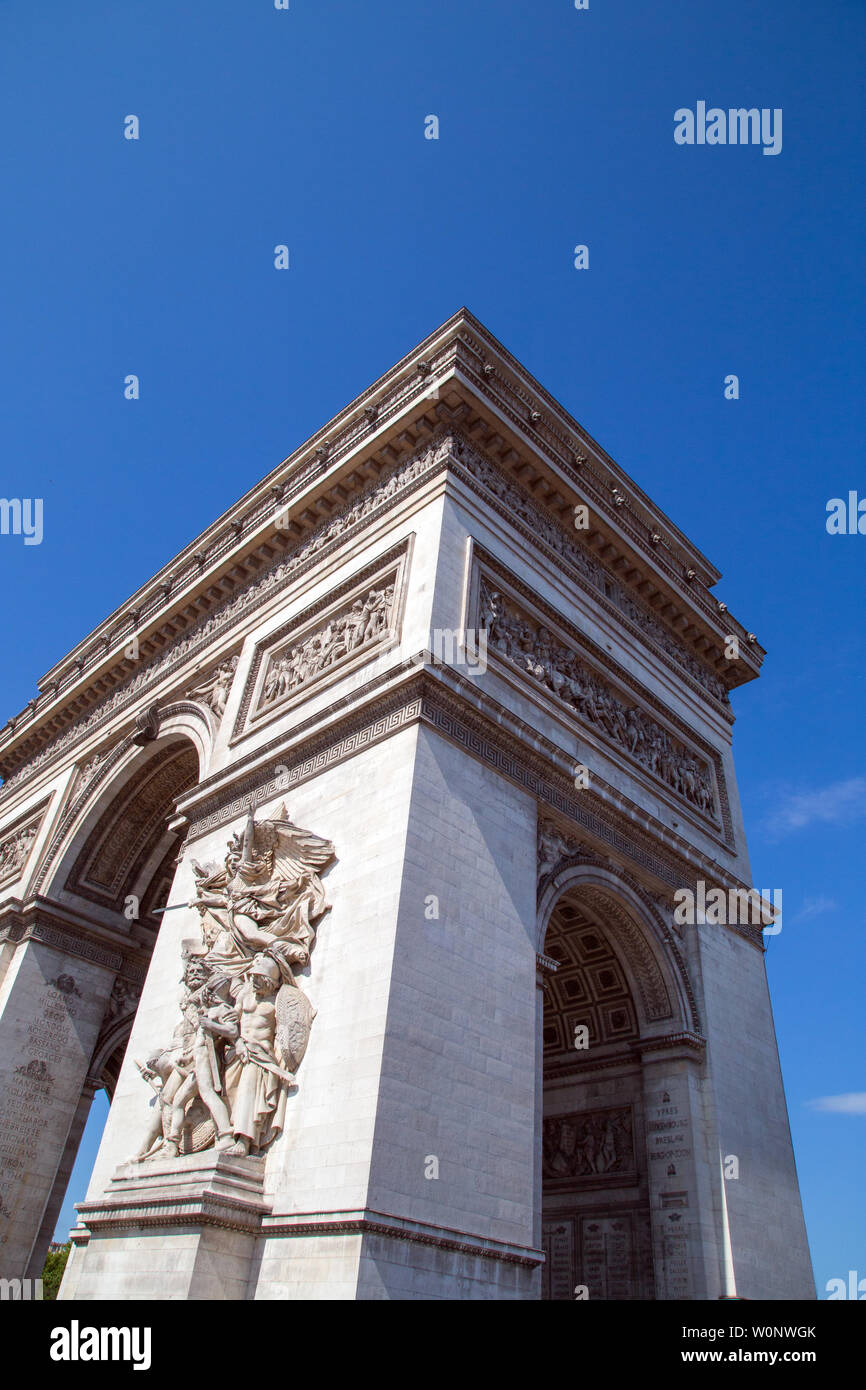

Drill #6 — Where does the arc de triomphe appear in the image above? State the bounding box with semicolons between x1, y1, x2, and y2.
0;310;814;1300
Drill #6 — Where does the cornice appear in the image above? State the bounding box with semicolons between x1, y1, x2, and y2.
72;1196;543;1267
0;434;451;793
448;323;762;652
0;895;153;977
259;1208;544;1267
543;1030;707;1081
0;310;763;780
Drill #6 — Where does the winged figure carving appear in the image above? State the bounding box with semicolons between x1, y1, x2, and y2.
131;800;335;1162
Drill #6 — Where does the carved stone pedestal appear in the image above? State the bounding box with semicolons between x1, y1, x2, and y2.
60;1151;270;1301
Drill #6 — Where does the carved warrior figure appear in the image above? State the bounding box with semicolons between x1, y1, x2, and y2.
260;583;395;709
76;752;102;795
479;583;715;814
189;654;240;718
132;803;334;1161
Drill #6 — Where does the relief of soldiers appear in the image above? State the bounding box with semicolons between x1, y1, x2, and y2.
478;582;714;815
260;584;394;708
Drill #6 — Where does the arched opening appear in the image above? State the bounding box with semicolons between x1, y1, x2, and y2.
58;738;199;931
538;867;696;1302
33;732;202;1264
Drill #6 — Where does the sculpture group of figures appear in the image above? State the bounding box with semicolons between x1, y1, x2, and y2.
542;1109;633;1181
0;824;37;884
261;583;394;707
132;803;335;1162
479;584;714;813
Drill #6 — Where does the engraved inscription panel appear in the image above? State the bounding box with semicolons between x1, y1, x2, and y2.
542;1209;654;1300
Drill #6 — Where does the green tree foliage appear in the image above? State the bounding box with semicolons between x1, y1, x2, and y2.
41;1242;71;1300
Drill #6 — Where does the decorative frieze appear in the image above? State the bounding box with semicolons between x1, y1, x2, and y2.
543;1106;636;1184
0;436;447;795
234;544;410;737
262;585;393;708
1;416;730;800
478;576;717;818
0;810;44;888
451;435;730;705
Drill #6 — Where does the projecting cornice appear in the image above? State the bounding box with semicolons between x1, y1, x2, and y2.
0;309;763;780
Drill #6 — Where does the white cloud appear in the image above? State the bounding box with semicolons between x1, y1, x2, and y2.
789;896;838;924
809;1093;866;1115
764;776;866;838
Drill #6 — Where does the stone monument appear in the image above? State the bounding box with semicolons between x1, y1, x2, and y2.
0;310;814;1299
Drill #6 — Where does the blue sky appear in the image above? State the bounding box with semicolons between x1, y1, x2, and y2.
1;1;863;1296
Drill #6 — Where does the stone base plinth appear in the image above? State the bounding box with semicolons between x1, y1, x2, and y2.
59;1151;270;1301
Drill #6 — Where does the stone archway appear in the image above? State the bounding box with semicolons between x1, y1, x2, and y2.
536;843;711;1301
0;727;204;1280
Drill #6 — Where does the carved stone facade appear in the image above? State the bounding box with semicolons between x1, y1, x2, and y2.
129;804;334;1163
0;818;40;887
0;310;812;1301
543;1107;635;1184
480;579;715;814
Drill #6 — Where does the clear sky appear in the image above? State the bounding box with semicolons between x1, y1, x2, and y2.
1;1;863;1297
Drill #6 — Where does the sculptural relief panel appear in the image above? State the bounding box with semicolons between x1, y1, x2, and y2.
233;543;410;738
188;654;241;722
0;807;45;890
543;1106;636;1186
470;555;722;827
130;803;336;1161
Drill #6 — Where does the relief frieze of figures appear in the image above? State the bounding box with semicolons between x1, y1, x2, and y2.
1;426;723;795
0;437;448;795
0;819;40;885
257;582;395;714
131;803;335;1161
543;1107;635;1182
451;435;729;705
479;580;716;816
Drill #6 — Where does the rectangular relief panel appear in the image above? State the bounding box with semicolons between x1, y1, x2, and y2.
467;548;732;844
542;1105;637;1189
232;539;412;741
0;802;48;890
